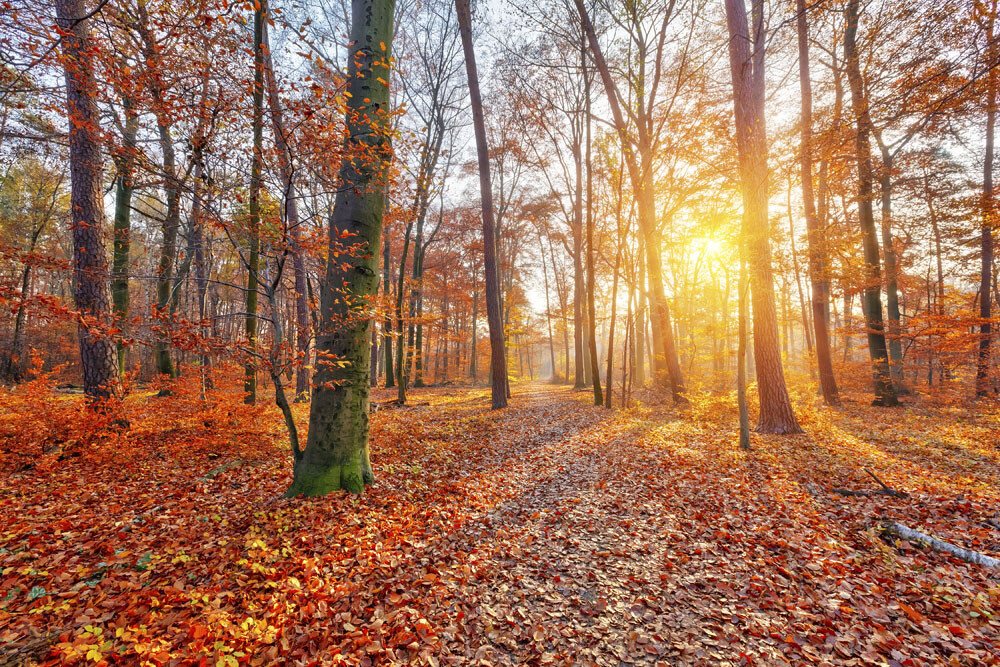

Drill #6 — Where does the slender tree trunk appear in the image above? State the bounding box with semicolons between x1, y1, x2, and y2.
979;0;998;396
845;0;899;406
877;149;905;388
572;140;586;389
635;237;645;386
136;0;180;380
55;0;122;401
738;252;751;451
725;0;801;433
573;0;685;402
288;0;395;496
605;187;623;409
395;218;414;402
584;57;602;404
263;22;311;400
112;99;137;377
243;0;265;404
470;287;478;381
540;230;557;379
795;0;839;405
383;236;395;387
457;0;507;408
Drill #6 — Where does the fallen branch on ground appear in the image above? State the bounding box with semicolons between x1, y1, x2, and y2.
882;521;999;569
832;468;909;499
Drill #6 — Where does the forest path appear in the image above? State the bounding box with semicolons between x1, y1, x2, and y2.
429;382;778;666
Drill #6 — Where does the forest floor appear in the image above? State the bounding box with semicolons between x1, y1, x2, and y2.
2;380;1000;665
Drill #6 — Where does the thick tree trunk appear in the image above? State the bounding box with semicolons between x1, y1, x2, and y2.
845;0;899;406
457;0;507;408
55;0;122;401
795;0;839;405
725;0;801;433
978;0;998;396
288;0;395;496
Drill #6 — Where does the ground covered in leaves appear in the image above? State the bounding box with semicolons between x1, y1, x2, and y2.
2;379;1000;665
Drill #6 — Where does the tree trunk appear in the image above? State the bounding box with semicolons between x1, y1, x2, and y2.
725;0;801;433
383;236;395;387
978;0;998;396
795;0;839;405
844;0;899;406
738;253;751;450
573;0;685;401
244;0;265;404
457;0;507;409
55;0;122;401
112;98;137;377
877;149;905;388
263;21;311;401
288;0;395;496
584;57;603;405
572;139;586;389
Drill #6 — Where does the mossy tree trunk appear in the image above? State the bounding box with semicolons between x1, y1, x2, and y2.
286;0;395;496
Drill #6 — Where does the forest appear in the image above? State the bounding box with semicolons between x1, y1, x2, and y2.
2;0;1000;663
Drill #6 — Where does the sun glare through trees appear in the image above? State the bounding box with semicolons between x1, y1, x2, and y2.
2;0;1000;664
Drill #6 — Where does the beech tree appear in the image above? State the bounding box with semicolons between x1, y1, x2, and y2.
844;0;899;407
457;0;509;409
286;0;396;495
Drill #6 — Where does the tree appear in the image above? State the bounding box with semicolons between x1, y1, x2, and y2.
795;0;839;405
977;0;998;396
573;0;686;402
263;21;312;401
457;0;508;409
844;0;899;407
286;0;396;496
55;0;123;401
724;0;801;433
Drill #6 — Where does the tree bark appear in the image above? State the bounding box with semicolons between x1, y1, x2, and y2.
288;0;395;496
383;236;395;387
457;0;507;409
112;97;137;377
725;0;801;433
55;0;123;401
